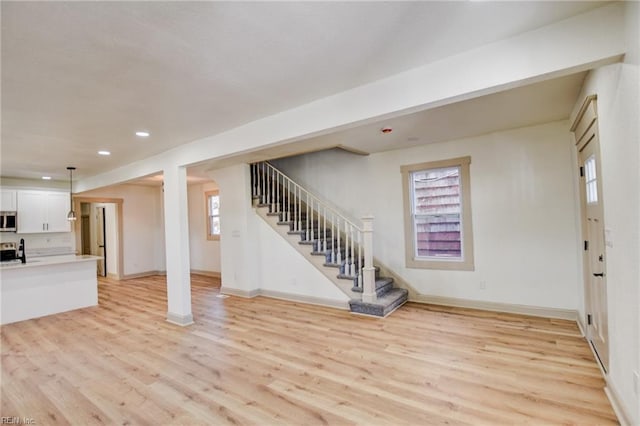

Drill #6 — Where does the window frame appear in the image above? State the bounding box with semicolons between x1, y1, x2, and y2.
205;190;220;241
401;156;474;271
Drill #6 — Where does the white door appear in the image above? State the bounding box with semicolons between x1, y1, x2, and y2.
575;99;609;371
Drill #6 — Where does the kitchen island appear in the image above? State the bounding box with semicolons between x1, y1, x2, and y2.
0;255;101;325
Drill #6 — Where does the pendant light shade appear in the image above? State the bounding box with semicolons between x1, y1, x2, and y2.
67;167;77;221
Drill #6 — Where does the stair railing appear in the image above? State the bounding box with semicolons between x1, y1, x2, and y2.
250;162;377;302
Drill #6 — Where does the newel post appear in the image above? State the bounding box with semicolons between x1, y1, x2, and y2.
361;215;376;303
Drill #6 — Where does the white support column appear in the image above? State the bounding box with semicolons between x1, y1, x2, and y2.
361;215;376;303
163;165;194;326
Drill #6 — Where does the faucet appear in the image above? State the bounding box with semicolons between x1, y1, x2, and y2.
18;238;26;264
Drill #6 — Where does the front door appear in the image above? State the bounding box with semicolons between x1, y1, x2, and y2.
574;97;609;371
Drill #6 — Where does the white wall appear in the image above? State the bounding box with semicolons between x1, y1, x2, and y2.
187;182;221;274
273;120;582;311
79;184;165;276
255;215;350;304
568;3;639;420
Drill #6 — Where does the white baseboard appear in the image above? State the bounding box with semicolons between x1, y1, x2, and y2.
605;381;633;426
258;289;349;311
220;286;348;311
191;269;221;278
576;315;586;337
166;311;194;327
220;287;260;298
410;294;578;321
122;270;165;280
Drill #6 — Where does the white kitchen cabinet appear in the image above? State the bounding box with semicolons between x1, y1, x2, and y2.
0;189;17;211
17;191;71;233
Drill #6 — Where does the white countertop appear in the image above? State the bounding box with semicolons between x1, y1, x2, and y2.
0;255;102;270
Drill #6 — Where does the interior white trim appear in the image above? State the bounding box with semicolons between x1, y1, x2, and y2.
220;287;260;298
258;289;349;311
121;270;166;280
605;383;631;426
410;294;578;321
165;312;194;327
191;269;221;278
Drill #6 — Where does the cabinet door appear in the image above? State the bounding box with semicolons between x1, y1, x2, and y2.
17;191;47;233
0;190;17;211
46;192;71;232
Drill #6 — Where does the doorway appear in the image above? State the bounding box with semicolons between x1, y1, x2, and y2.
571;96;609;372
73;197;124;280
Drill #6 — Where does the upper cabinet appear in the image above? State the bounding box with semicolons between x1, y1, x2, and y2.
0;189;17;211
17;190;71;233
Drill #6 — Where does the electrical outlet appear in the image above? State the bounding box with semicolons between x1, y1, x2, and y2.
479;281;487;290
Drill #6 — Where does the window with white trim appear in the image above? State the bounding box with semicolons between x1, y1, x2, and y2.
401;156;474;270
206;190;220;240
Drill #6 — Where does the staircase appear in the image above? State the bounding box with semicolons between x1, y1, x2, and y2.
250;162;408;317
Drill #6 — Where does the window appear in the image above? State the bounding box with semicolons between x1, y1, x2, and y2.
206;190;220;240
401;156;474;270
584;155;598;204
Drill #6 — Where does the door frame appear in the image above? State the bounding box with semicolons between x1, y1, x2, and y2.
571;95;609;372
72;197;124;280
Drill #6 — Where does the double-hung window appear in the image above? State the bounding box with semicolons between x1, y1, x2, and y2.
206;190;220;240
401;156;474;270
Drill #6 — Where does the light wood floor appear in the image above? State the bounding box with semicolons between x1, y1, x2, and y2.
1;274;617;425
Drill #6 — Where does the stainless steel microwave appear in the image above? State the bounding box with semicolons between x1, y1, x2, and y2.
0;211;17;232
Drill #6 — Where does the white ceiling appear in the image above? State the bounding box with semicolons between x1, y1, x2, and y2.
1;1;608;182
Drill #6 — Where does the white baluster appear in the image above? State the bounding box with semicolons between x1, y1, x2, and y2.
311;198;315;241
350;225;355;277
323;206;327;252
331;213;336;263
293;184;298;230
305;192;311;241
358;231;363;289
297;186;302;232
285;178;289;222
271;167;276;212
345;220;350;275
273;169;280;213
264;163;268;205
336;217;341;265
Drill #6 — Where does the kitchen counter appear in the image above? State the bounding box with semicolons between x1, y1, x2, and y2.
0;254;100;269
0;255;102;325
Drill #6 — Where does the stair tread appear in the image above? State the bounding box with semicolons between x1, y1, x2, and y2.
349;288;408;317
351;277;394;294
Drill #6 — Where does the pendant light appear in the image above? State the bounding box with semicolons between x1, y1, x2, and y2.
67;166;77;221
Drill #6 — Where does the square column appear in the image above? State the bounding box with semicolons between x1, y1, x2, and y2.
163;165;193;326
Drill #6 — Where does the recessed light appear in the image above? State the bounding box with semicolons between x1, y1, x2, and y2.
98;150;111;156
135;131;150;137
42;176;52;180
